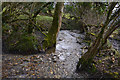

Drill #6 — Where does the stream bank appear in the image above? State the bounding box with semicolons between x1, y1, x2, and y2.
2;30;88;78
2;30;120;78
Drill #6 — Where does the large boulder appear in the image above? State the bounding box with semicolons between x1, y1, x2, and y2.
4;32;38;54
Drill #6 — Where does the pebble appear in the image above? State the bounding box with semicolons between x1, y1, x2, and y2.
33;60;38;63
40;58;43;61
37;55;40;59
59;56;66;61
23;59;30;62
48;58;52;61
2;30;87;78
66;53;71;56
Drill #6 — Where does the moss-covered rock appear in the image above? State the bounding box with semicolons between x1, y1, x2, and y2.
36;15;53;31
6;32;38;53
61;19;87;33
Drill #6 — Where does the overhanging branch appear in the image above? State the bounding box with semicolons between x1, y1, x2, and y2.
32;2;51;18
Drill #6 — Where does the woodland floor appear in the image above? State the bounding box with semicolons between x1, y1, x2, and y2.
2;30;120;79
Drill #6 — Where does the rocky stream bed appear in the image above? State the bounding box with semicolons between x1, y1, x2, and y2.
2;30;89;78
2;30;120;78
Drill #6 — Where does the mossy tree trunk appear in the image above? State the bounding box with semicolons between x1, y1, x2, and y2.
76;2;120;70
42;2;64;51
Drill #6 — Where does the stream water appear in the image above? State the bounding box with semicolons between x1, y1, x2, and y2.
2;30;120;78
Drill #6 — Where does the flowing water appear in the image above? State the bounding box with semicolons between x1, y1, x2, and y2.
2;30;120;78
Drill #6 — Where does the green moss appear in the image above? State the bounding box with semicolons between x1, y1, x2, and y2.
36;15;53;21
72;17;75;20
110;72;113;75
7;33;38;53
2;24;12;35
104;70;109;73
36;15;53;31
76;57;93;71
64;13;70;19
15;35;37;51
106;71;119;79
107;39;112;48
114;76;118;78
42;33;56;51
17;15;29;19
90;63;97;73
98;60;102;63
114;72;119;75
42;40;48;51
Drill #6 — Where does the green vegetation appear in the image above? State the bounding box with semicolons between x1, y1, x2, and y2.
6;32;38;53
36;15;53;30
2;2;120;79
17;15;29;19
36;15;53;21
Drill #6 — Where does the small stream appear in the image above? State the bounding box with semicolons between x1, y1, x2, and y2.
2;30;120;78
55;30;87;77
2;30;88;78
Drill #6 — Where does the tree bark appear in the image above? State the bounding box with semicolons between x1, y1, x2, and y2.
76;2;119;71
42;2;64;51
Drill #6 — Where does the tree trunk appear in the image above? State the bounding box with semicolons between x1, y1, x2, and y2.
76;2;119;71
42;2;64;51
